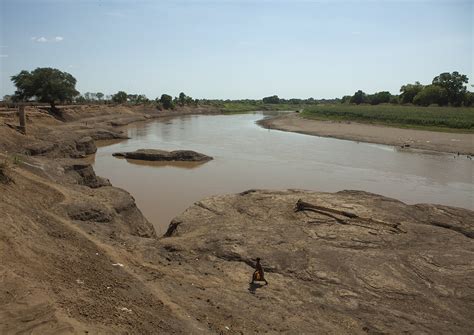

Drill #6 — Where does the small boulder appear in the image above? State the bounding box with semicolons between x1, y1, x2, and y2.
76;136;97;155
113;149;213;162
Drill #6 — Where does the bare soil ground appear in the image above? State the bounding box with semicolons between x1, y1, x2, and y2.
1;105;473;334
259;113;474;155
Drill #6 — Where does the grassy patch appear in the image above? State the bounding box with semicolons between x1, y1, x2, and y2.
301;104;474;132
219;102;305;114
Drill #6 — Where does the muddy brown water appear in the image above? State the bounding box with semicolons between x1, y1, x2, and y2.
92;113;474;234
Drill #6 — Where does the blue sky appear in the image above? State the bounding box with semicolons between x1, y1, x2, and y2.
0;0;472;99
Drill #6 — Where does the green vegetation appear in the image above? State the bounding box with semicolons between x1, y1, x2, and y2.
112;91;128;103
11;67;79;110
345;71;471;107
159;94;174;110
218;102;306;114
301;104;474;132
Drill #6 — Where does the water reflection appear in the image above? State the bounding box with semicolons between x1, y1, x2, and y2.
120;158;208;169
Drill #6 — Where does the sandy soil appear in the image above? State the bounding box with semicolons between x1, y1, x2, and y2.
259;113;474;155
1;105;473;334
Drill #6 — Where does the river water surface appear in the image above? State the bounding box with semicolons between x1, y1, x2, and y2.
93;113;473;233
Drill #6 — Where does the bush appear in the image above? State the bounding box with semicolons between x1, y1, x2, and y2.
262;95;280;104
368;91;391;105
350;90;368;105
464;92;474;107
160;94;174;109
413;85;448;106
112;91;128;104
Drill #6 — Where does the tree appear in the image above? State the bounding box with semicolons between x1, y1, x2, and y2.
350;90;367;105
288;98;302;104
11;67;79;110
178;92;187;106
399;81;423;104
160;94;173;109
127;94;138;103
96;92;104;101
75;95;86;104
185;96;194;105
463;92;474;107
368;91;391;105
262;95;280;104
389;95;399;104
413;85;448;106
112;91;128;103
341;95;352;104
432;71;468;106
2;95;13;103
136;94;148;104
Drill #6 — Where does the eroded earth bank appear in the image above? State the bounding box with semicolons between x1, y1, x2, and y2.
1;105;473;334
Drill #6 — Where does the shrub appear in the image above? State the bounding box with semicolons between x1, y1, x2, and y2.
413;85;448;106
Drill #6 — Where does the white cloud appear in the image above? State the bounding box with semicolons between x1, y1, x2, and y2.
31;36;64;43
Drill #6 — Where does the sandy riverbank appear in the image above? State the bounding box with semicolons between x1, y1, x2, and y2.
1;105;473;334
259;113;474;155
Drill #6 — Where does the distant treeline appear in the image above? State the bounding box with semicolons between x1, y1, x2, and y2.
340;72;473;107
3;68;472;110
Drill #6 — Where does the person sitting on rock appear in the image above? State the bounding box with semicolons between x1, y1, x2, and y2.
250;257;268;285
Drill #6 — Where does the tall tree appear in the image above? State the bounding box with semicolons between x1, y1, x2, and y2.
178;92;187;106
96;92;104;101
11;67;79;111
368;91;391;105
350;90;367;105
112;91;128;103
160;94;173;109
432;71;468;106
399;82;424;104
413;85;448;106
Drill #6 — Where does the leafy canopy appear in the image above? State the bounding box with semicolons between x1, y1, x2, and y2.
112;91;128;103
432;71;468;106
11;67;79;105
160;94;174;109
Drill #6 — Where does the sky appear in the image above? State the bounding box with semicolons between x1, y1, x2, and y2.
0;0;472;99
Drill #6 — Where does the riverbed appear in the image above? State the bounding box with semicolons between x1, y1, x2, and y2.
92;113;473;233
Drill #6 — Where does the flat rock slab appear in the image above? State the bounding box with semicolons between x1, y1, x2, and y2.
112;149;213;162
156;189;474;334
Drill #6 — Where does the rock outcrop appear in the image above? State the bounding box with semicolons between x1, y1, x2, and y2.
113;149;213;162
155;189;474;334
75;136;97;155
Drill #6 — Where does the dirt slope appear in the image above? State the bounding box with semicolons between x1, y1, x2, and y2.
1;105;473;334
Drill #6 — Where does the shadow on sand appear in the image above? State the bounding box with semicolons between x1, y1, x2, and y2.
248;282;264;294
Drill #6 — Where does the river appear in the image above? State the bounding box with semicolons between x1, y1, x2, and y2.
92;113;473;234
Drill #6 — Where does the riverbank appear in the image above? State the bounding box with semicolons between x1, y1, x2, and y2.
1;105;473;333
259;113;474;155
